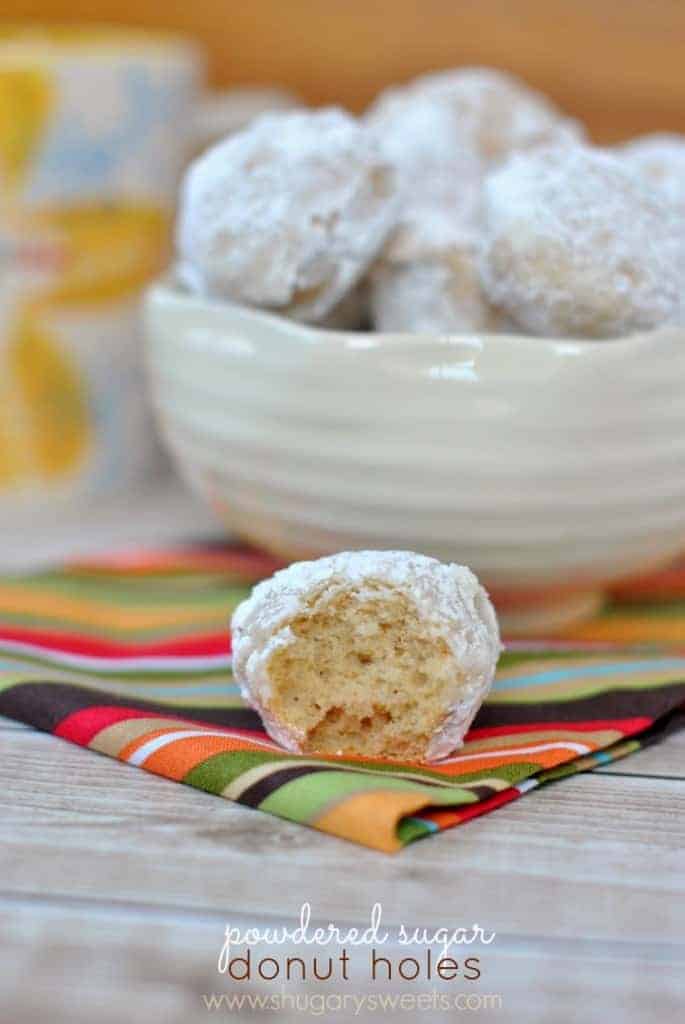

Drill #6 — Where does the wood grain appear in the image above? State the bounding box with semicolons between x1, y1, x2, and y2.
1;893;683;1024
3;1;685;141
1;729;683;944
595;727;685;780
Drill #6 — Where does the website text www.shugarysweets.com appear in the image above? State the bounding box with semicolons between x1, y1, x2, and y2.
201;989;504;1015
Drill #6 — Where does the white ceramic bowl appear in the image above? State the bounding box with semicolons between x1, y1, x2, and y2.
145;279;685;632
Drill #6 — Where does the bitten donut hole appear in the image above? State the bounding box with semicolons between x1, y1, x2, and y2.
266;586;463;759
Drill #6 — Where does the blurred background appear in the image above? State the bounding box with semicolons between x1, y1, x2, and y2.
5;0;685;139
1;0;684;555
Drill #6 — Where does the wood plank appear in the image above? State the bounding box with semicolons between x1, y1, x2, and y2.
595;726;685;780
0;894;682;1024
1;730;683;943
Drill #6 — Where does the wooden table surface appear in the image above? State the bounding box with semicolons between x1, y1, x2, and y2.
1;483;683;1024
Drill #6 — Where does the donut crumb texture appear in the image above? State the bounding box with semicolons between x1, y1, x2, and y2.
266;585;462;759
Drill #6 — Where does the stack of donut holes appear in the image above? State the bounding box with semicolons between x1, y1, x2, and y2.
178;67;685;340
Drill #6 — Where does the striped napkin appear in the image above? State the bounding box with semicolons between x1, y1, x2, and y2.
0;545;683;853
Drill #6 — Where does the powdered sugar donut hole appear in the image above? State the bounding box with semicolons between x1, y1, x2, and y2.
231;550;501;762
406;67;583;166
371;229;505;334
365;88;485;243
617;134;685;213
364;69;583;334
480;146;685;338
176;108;399;323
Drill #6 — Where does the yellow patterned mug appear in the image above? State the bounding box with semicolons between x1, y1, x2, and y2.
0;25;204;509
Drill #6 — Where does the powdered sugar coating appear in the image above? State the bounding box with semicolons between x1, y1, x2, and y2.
176;108;399;323
406;67;583;165
365;88;485;253
364;69;581;333
365;68;580;258
617;133;685;213
231;550;501;761
480;145;685;338
371;233;505;334
364;97;494;333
